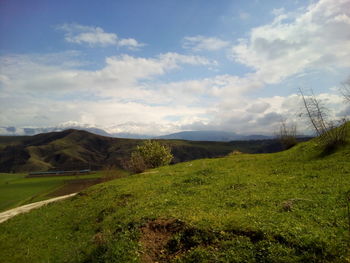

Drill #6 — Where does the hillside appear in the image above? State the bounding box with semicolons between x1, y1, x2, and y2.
0;129;287;173
0;125;349;262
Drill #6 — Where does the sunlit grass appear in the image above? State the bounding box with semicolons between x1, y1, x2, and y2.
0;129;349;262
0;172;103;212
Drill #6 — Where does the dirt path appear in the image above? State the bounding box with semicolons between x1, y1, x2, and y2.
0;193;77;224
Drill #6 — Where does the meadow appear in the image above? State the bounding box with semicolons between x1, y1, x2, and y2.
0;129;349;262
0;172;108;212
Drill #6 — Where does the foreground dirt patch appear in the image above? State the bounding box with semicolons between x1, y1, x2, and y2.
140;218;184;263
48;178;104;197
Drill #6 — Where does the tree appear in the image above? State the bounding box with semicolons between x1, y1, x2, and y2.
299;88;347;151
299;88;329;136
127;140;173;173
340;77;350;103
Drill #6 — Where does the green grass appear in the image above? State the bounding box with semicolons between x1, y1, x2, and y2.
0;172;104;212
0;131;349;262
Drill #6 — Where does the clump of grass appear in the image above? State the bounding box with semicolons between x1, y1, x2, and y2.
228;150;243;156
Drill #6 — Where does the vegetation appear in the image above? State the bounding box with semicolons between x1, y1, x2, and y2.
127;140;173;173
277;120;298;150
340;76;350;103
0;172;105;212
0;123;349;262
300;88;348;152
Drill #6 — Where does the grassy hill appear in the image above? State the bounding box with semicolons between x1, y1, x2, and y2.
0;126;349;262
0;129;287;173
0;171;116;212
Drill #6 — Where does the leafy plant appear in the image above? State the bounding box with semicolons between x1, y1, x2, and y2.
127;140;173;173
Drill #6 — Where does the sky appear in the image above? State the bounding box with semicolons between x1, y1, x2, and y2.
0;0;350;135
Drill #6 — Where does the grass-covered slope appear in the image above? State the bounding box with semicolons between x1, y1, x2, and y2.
0;172;108;212
0;130;349;262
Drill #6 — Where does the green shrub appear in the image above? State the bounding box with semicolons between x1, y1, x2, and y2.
127;140;173;173
128;151;148;173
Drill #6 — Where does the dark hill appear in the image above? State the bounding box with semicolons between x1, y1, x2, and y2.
0;129;297;172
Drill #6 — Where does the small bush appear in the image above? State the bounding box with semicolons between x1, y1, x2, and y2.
318;119;348;153
228;150;243;156
128;152;148;173
277;121;298;150
126;140;173;173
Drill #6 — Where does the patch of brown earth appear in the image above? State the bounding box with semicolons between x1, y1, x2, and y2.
47;178;104;197
139;218;184;263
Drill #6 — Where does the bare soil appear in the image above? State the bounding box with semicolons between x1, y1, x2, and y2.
47;178;105;197
139;218;184;263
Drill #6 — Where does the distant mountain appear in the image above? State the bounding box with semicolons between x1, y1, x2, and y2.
0;125;112;137
244;134;274;140
0;126;157;139
155;130;273;141
0;129;288;172
111;132;154;139
1;126;275;141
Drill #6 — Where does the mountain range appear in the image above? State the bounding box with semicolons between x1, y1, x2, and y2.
0;129;289;173
0;125;273;141
155;130;272;141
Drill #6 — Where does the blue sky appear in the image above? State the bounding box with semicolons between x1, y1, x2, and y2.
0;0;349;135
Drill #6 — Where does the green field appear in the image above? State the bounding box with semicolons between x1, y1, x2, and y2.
0;129;349;262
0;172;105;212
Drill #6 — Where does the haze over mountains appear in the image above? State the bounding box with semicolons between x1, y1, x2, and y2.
0;124;273;142
156;130;272;141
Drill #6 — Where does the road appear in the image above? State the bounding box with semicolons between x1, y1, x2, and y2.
0;193;77;224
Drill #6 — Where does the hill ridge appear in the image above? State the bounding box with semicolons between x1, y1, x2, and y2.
0;129;289;172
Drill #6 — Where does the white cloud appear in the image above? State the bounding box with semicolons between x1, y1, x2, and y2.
118;38;145;50
0;52;215;101
182;35;230;51
2;50;346;135
0;52;219;132
1;55;347;135
57;23;145;49
271;8;285;17
230;0;350;84
239;11;251;20
246;101;270;113
195;92;348;135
